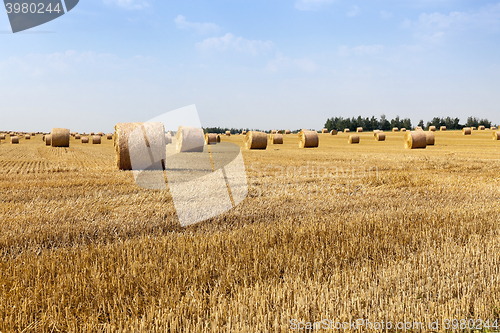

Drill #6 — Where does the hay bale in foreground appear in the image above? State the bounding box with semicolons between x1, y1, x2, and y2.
81;136;89;144
285;130;291;134
177;126;204;153
51;128;70;147
393;128;399;132
11;136;19;144
356;127;363;133
344;129;350;133
45;135;52;146
322;128;328;134
299;130;319;148
245;131;267;150
404;131;427;149
25;134;30;140
440;126;446;131
425;132;435;145
205;133;218;145
493;132;500;140
92;136;101;144
269;133;283;144
463;128;472;135
375;133;385;141
348;135;360;144
330;130;338;135
429;126;436;132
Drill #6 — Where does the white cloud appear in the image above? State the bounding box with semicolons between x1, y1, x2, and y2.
346;5;360;17
380;10;393;20
295;0;335;11
267;52;316;73
338;45;384;57
103;0;149;10
174;15;220;35
196;33;274;56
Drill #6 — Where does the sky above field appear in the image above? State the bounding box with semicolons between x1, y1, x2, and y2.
1;0;499;133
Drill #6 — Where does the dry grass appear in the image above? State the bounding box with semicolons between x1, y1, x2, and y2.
1;131;500;332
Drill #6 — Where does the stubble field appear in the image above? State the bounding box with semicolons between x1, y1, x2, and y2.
0;130;499;332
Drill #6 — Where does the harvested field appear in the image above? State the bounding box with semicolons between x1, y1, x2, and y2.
0;130;500;332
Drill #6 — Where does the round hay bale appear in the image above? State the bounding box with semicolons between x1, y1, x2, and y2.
97;132;104;137
285;130;291;134
429;126;436;132
51;128;70;147
373;130;381;136
472;127;477;130
11;136;19;144
462;128;472;135
392;128;399;132
404;131;427;149
92;135;101;144
30;132;35;136
492;127;497;131
165;132;172;145
493;132;500;140
348;135;360;144
479;126;485;131
205;133;218;145
269;133;283;144
115;123;166;170
91;132;95;135
242;131;247;135
45;135;52;146
225;131;231;136
299;130;319;148
106;134;112;140
356;127;363;133
277;130;283;134
375;133;386;141
425;132;435;145
401;128;407;132
81;136;89;144
0;134;5;140
244;131;267;150
344;129;350;133
177;126;205;153
271;130;277;135
216;135;221;143
25;134;30;140
75;134;81;140
440;126;446;131
330;130;338;135
322;128;328;134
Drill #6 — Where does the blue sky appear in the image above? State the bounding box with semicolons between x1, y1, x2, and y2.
1;0;499;132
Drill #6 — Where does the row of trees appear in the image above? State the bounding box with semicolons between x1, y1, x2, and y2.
325;115;495;132
324;115;412;132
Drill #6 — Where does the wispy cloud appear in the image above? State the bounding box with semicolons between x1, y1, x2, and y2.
346;5;360;17
196;33;274;56
295;0;335;11
267;52;316;72
174;15;220;35
338;44;384;57
103;0;149;10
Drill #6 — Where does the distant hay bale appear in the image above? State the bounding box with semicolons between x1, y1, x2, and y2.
277;130;283;134
491;127;497;131
344;129;350;133
91;132;95;135
30;132;35;136
373;130;381;136
440;126;446;131
11;136;19;144
177;126;205;153
375;133;386;141
348;135;360;144
107;134;113;140
330;130;338;135
92;135;101;144
81;136;89;144
356;127;363;133
429;126;436;132
45;135;52;146
225;131;231;136
425;132;435;145
471;127;476;130
271;130;277;135
165;132;172;144
404;131;427;149
97;132;104;137
322;128;328;133
285;130;291;134
299;129;319;148
401;128;407;132
242;131;247;135
205;133;218;145
493;132;500;140
392;128;399;132
415;127;423;131
0;134;5;140
479;126;485;131
115;122;166;170
244;131;267;149
269;133;283;144
51;128;70;147
462;128;472;135
75;134;81;140
25;134;30;140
